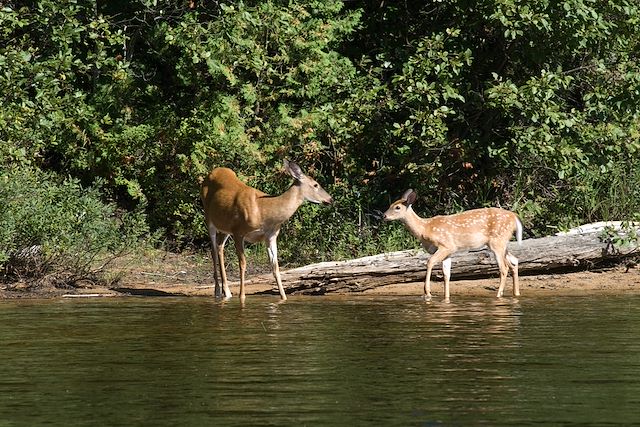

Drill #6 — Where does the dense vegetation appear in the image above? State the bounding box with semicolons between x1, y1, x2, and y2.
2;0;640;283
0;166;148;286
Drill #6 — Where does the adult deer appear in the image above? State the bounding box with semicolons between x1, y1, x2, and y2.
200;160;333;301
383;189;522;302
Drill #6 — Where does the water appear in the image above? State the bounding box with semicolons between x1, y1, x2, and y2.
1;295;640;426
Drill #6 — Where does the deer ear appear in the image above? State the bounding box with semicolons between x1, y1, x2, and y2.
403;189;417;206
284;159;304;180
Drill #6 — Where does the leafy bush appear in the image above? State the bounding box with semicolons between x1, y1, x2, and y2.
2;1;640;270
0;166;149;287
277;181;417;265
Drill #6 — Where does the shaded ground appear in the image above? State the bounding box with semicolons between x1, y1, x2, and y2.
2;250;639;299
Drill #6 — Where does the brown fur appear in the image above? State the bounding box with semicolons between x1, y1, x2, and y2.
201;161;332;301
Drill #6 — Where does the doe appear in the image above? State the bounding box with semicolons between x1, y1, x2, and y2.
383;189;522;302
200;160;333;301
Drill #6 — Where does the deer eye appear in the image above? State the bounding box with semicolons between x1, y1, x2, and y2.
395;205;401;210
314;183;319;188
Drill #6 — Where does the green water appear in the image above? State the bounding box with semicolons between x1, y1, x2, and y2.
1;295;639;426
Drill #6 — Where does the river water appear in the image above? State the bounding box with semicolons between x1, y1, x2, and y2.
1;295;639;426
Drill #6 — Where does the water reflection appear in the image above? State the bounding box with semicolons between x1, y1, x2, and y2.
0;296;639;426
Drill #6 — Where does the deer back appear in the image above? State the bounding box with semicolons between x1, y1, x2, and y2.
425;208;518;251
201;167;265;235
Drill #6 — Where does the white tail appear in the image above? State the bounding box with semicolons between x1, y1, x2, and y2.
383;189;522;302
200;160;333;301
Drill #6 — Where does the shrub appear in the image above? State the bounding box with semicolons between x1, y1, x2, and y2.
0;166;149;288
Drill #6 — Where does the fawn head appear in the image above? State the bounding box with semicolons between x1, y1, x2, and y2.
383;189;417;221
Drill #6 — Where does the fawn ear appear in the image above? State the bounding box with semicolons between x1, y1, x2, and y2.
284;159;304;181
402;189;417;206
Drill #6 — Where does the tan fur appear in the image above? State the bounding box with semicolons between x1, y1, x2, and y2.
384;190;522;302
201;160;332;301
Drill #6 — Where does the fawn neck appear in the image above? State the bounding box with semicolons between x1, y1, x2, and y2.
401;206;431;240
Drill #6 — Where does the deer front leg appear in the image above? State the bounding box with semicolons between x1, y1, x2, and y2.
266;234;287;300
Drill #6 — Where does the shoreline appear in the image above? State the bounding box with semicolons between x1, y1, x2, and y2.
2;263;639;299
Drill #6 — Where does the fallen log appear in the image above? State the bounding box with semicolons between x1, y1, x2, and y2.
247;226;639;295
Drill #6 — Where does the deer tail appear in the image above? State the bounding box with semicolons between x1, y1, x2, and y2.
515;216;523;245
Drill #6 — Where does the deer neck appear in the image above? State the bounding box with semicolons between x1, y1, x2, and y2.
261;183;305;226
402;206;430;242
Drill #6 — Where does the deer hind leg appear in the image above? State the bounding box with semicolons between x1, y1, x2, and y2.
491;245;510;298
442;257;452;303
216;233;231;298
214;233;231;299
206;224;220;297
266;234;287;301
209;224;224;298
233;235;247;302
506;252;520;297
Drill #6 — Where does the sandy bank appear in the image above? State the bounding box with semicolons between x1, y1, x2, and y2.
2;251;638;299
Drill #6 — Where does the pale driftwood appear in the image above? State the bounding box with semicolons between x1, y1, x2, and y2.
247;230;640;295
62;293;115;298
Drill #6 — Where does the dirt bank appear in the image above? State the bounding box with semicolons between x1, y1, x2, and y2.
2;249;638;299
117;266;640;300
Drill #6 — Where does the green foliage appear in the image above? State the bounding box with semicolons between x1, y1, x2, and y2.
0;166;149;285
2;0;640;270
600;222;640;252
0;0;129;166
279;183;416;265
507;159;640;236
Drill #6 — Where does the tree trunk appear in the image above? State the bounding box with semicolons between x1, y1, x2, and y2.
248;231;639;295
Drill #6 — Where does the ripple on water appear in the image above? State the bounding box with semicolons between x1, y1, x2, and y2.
0;295;639;425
